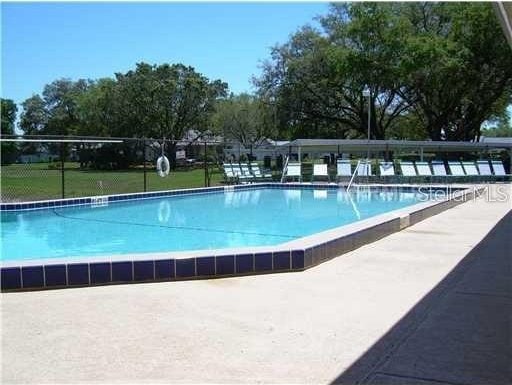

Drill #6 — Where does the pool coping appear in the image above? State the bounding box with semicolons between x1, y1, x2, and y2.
1;183;484;291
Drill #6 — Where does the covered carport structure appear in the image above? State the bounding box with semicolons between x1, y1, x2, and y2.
280;138;512;167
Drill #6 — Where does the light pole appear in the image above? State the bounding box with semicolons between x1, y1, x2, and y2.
362;88;371;175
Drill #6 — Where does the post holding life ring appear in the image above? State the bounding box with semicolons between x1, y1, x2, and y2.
157;155;170;177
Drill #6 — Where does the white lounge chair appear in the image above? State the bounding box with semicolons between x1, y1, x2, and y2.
476;160;492;176
491;160;507;176
239;163;253;181
249;162;263;180
415;161;432;176
231;164;241;179
356;160;372;176
284;162;302;182
223;163;237;184
312;163;330;182
336;159;352;182
233;164;251;183
462;161;479;176
250;162;272;180
431;161;447;176
399;161;417;177
448;161;465;176
379;161;395;177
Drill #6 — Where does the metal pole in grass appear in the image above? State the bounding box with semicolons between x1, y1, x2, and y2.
143;138;147;192
204;140;208;187
60;142;65;198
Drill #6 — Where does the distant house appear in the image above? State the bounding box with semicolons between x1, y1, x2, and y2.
223;138;290;161
17;147;59;163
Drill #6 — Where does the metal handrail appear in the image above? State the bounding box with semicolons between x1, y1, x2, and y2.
346;159;362;192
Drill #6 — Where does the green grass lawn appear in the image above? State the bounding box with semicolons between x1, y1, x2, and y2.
0;162;224;202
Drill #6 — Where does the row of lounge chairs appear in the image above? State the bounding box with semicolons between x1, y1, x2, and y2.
352;160;508;178
282;159;509;182
223;162;272;183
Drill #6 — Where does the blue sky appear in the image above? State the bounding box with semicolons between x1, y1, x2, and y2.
1;2;328;106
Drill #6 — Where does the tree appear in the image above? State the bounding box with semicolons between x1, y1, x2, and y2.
19;79;91;136
1;98;18;164
396;2;512;140
1;98;17;135
212;93;276;157
256;3;412;140
481;116;512;138
75;78;119;136
112;62;227;166
42;78;91;135
19;95;48;135
481;124;512;138
322;3;412;139
16;62;228;169
256;2;512;142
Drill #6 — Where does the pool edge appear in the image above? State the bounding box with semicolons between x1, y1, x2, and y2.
1;184;484;292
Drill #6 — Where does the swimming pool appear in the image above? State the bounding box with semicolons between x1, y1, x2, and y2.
2;186;424;262
0;184;479;291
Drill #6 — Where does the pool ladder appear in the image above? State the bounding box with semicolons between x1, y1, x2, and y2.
346;159;362;192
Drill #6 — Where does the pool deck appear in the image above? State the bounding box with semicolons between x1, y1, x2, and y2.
1;184;511;384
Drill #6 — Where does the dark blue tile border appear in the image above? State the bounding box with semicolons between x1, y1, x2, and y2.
273;251;290;271
176;258;196;278
292;250;305;270
112;261;133;282
236;254;254;274
304;248;313;268
44;264;67;287
255;253;273;272
216;255;234;275
90;263;111;285
1;267;21;290
68;263;89;286
196;257;215;276
155;259;175;280
22;266;44;289
134;260;154;281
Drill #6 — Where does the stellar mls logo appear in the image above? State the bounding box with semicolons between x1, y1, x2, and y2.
417;185;510;203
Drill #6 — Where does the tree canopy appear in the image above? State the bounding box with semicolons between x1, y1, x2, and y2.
1;98;18;164
255;2;512;141
10;3;512;147
17;63;227;145
1;98;17;135
211;93;276;152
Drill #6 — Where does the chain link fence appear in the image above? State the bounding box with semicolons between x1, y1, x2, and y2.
3;135;507;202
0;136;290;203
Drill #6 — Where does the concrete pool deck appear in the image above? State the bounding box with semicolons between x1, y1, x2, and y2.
1;184;511;384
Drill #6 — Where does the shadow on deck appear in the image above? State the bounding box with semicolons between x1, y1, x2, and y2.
331;211;512;385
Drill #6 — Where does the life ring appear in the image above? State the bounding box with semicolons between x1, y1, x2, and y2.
156;155;170;177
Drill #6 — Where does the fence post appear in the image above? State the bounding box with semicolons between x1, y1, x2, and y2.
60;142;65;198
204;140;208;187
143;139;147;192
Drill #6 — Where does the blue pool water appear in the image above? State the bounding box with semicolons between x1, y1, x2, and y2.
1;188;426;262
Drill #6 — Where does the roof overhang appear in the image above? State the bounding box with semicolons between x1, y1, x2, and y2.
279;139;512;153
